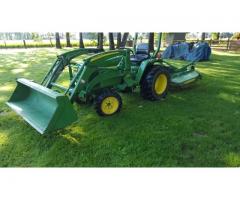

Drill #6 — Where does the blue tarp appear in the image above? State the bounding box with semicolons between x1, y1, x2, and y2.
162;42;211;62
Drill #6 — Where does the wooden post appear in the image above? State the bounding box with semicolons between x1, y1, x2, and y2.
49;37;53;47
227;38;230;50
23;40;27;48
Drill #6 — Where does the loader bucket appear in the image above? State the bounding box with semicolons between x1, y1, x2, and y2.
6;78;78;134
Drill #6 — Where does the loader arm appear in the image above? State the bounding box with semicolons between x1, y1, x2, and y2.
41;48;104;88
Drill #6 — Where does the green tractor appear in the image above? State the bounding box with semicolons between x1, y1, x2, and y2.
7;33;201;134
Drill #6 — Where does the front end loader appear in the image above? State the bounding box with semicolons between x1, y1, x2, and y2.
7;33;201;134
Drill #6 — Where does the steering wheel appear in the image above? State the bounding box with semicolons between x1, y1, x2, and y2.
119;47;134;55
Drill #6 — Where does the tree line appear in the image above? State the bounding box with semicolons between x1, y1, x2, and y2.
1;32;238;50
55;32;133;50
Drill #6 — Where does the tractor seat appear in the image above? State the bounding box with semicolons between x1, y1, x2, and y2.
130;43;150;64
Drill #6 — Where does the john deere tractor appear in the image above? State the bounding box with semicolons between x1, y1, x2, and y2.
7;33;201;134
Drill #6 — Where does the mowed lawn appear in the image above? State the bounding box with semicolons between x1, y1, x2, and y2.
0;48;240;167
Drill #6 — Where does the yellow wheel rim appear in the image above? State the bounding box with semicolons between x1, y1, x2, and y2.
101;96;119;115
154;74;168;95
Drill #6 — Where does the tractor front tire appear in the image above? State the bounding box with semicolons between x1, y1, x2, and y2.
140;67;170;100
95;90;122;116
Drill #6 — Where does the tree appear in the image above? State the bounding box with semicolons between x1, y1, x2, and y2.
201;32;206;41
47;32;54;47
87;33;97;40
148;32;154;51
221;32;233;39
120;32;129;48
116;32;121;49
232;32;240;40
165;33;186;45
66;32;72;47
79;32;84;48
173;33;186;43
97;32;104;50
211;32;220;40
55;32;61;49
108;32;115;50
31;32;41;41
115;32;130;49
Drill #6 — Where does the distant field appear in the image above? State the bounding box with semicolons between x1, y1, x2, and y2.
0;39;101;48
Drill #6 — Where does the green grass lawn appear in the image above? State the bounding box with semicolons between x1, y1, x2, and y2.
0;48;240;167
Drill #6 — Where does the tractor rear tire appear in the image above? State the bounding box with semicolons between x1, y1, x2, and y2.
95;90;122;116
140;66;170;100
